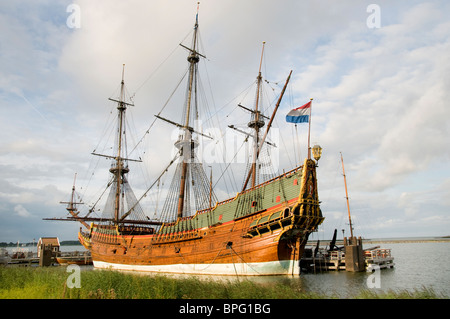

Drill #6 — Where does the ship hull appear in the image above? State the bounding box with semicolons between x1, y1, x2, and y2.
81;226;310;276
78;159;324;276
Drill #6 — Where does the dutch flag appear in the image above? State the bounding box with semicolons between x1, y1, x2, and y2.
286;101;311;123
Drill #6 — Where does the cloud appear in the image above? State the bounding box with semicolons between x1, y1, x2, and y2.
1;1;450;241
293;1;450;196
13;205;31;218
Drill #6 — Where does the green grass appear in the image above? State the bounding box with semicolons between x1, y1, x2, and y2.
0;266;447;299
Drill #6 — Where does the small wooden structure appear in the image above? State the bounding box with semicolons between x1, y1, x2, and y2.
37;237;60;257
37;237;60;266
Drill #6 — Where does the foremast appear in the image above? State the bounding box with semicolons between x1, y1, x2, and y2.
91;65;147;226
110;65;131;223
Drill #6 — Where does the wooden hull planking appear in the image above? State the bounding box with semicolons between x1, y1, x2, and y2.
78;159;324;275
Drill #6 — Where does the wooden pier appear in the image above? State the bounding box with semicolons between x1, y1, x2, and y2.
4;251;92;266
365;248;395;271
300;246;395;273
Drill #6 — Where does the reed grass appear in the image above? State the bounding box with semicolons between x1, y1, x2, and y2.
0;267;447;299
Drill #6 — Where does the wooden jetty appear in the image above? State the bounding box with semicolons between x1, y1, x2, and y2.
5;250;92;266
300;244;394;273
7;251;39;265
2;237;92;267
365;248;395;272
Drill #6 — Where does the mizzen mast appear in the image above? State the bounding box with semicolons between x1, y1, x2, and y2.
239;43;292;192
236;42;266;192
241;70;292;192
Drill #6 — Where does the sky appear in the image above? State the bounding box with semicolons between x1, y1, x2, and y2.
1;0;450;243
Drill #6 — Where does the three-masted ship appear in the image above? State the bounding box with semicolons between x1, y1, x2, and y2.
49;11;324;275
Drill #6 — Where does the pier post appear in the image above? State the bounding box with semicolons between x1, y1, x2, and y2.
344;236;365;272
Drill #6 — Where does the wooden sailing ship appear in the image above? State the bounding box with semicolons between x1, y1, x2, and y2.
46;10;324;275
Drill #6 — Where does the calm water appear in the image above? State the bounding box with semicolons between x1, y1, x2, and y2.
169;240;450;297
5;241;450;297
247;241;450;297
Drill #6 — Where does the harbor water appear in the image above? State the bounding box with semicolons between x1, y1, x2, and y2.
295;241;450;297
160;239;450;298
245;240;450;297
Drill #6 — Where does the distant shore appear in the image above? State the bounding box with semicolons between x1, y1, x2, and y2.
362;239;450;244
0;240;82;248
307;236;450;246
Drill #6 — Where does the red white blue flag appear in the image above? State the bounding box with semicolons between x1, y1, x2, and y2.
286;101;311;123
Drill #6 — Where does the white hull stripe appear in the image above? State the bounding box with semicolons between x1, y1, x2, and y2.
93;260;300;276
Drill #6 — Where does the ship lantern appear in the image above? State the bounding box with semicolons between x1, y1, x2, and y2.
312;144;322;162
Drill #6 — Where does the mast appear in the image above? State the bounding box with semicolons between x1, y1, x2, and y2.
109;64;129;223
47;65;151;229
59;173;89;229
340;152;354;238
241;70;292;191
154;4;215;222
248;42;266;188
176;6;201;219
69;173;78;211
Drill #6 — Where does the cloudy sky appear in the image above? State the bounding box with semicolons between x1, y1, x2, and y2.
1;0;449;243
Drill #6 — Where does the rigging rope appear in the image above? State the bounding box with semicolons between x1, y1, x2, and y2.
127;151;181;222
128;68;189;156
131;40;184;97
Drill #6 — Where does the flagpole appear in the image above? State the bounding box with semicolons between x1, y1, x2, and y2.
307;98;313;159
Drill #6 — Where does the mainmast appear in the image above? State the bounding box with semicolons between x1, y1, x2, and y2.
176;6;201;218
155;4;215;222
